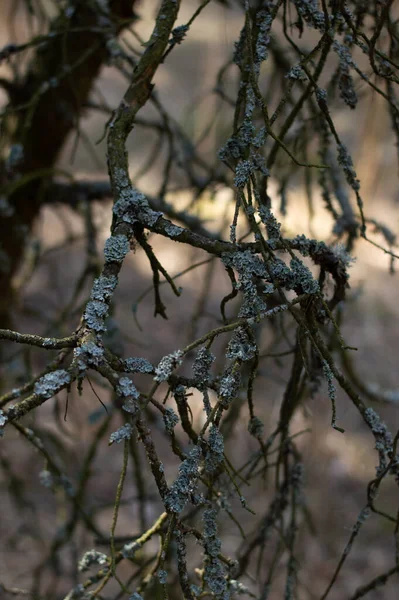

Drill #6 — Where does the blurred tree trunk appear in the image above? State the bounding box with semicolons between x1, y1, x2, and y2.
0;0;136;327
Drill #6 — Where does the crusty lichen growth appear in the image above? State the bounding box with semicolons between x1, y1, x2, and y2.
34;370;71;399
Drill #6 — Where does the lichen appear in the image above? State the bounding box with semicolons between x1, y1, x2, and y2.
113;187;162;227
158;569;168;584
164;445;202;513
117;377;139;399
234;160;254;189
0;409;7;436
164;222;183;238
259;206;281;240
222;250;268;318
193;347;215;388
122;540;142;559
364;407;393;474
104;234;130;263
74;342;104;370
293;0;326;30
205;426;224;473
78;549;108;572
226;327;256;362
34;370;71;399
202;508;229;598
219;368;241;407
286;64;307;81
290;257;319;294
123;356;154;374
163;406;179;434
39;469;54;488
255;9;273;69
170;24;189;45
7;143;24;168
154;350;183;382
116;377;140;414
337;143;360;192
90;275;118;302
84;300;108;332
109;423;133;445
333;41;357;109
248;416;264;439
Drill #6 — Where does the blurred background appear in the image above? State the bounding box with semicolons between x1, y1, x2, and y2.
0;1;398;598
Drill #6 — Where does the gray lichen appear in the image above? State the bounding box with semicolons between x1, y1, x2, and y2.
226;327;256;362
84;300;109;332
7;143;24;168
228;579;253;595
294;0;326;30
117;377;139;399
329;243;356;268
165;445;202;513
163;406;179;434
78;549;108;572
202;508;229;598
154;350;183;382
113;187;143;224
234;160;254;189
90;275;118;302
104;234;130;263
286;64;307;81
259;206;281;240
158;569;168;584
255;9;273;70
170;24;189;45
364;407;393;474
193;346;215;388
322;361;336;403
34;370;71;399
113;187;162;227
290;257;319;294
164;222;183;238
190;584;202;597
39;469;54;488
123;356;154;374
248;416;264;439
109;423;133;445
333;41;357;109
203;508;218;538
219;368;241;407
122;540;141;559
0;409;7;437
218;137;241;162
117;377;140;414
74;342;104;370
222;250;268;318
205;426;224;473
337;143;360;192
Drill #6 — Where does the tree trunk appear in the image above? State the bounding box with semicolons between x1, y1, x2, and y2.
0;0;136;327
